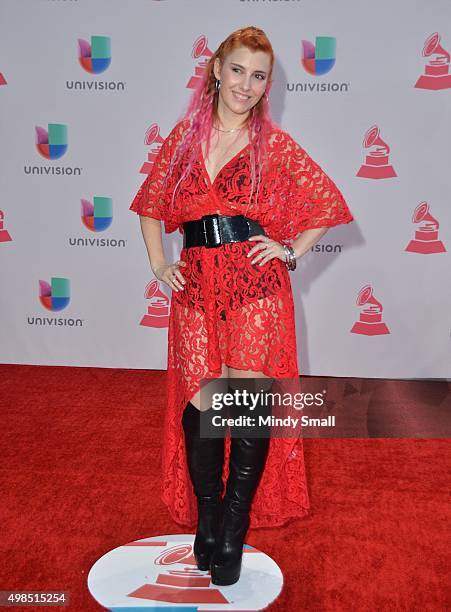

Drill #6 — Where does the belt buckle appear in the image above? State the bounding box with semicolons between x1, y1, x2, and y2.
202;214;221;248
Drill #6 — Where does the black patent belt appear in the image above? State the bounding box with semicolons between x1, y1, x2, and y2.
182;214;266;249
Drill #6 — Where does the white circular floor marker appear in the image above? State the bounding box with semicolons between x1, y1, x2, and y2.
88;533;283;610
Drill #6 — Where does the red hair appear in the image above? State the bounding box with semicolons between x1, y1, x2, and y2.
168;26;278;211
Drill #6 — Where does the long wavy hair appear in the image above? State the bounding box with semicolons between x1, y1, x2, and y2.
168;26;277;211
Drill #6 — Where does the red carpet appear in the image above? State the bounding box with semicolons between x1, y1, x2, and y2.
1;365;449;611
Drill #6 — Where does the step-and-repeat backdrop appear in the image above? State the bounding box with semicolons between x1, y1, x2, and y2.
1;0;450;378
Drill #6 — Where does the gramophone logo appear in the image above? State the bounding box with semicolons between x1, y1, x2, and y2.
127;543;230;604
81;197;113;232
0;210;12;242
35;124;68;160
301;36;336;75
78;36;111;74
186;35;213;90
0;72;6;85
356;125;397;179
405;202;446;254
351;285;390;336
139;123;166;175
140;279;169;328
39;277;70;312
415;33;451;90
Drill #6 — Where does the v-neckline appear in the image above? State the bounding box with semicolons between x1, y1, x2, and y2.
199;140;251;188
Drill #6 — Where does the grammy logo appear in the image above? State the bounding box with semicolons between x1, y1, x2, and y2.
0;210;12;243
351;284;390;336
140;279;170;328
405;201;446;254
139;123;165;175
356;125;397;179
415;32;451;90
186;35;213;90
126;543;230;605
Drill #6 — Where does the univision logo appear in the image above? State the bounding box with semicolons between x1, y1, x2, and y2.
35;124;67;160
66;35;126;91
287;36;350;94
302;36;336;75
68;196;126;247
39;277;70;311
81;196;113;231
24;123;82;176
27;276;83;326
78;35;111;74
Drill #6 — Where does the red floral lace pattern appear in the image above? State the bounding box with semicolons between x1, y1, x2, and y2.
161;241;310;528
130;123;354;241
130;122;354;528
261;130;354;242
129;120;189;234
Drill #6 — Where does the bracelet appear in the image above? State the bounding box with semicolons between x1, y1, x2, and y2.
283;245;297;271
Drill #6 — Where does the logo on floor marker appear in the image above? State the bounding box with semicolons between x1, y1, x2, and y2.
88;533;283;610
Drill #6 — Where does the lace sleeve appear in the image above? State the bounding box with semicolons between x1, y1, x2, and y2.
282;132;354;238
129;120;186;221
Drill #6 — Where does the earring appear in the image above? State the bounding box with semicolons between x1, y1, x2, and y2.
215;78;221;92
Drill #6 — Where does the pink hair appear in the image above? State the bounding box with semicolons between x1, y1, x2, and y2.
168;26;278;212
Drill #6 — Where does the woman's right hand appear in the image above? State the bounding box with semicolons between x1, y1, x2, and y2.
153;260;187;292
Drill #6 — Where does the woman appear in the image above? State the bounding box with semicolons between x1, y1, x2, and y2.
130;26;353;585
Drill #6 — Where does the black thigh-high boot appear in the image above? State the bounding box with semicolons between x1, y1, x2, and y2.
182;400;225;571
210;391;271;585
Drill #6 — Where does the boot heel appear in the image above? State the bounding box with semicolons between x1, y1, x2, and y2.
210;510;249;585
193;495;223;571
211;561;243;585
196;551;213;572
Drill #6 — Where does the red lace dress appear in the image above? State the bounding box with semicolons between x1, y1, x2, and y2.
130;120;354;528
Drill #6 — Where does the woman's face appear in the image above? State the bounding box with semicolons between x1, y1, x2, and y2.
213;46;271;120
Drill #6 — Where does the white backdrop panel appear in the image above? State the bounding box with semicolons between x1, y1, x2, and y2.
0;0;450;378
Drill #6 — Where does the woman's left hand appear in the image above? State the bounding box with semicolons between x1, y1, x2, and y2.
246;235;287;266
